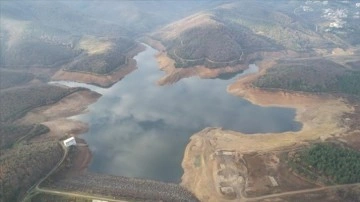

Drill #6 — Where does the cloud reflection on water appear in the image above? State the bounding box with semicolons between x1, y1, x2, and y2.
53;45;301;182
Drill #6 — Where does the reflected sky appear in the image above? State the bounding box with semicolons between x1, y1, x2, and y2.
53;45;301;182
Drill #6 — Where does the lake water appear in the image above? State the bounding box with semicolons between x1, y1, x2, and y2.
53;45;301;182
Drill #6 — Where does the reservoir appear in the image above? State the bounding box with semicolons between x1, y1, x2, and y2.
54;45;301;182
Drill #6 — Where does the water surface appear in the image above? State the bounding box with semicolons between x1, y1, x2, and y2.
54;45;301;182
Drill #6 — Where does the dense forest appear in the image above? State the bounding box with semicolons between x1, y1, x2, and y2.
0;84;82;122
0;141;63;202
346;60;360;70
63;38;135;74
155;13;278;68
254;59;360;96
0;123;50;150
2;38;80;68
0;70;34;89
290;143;360;184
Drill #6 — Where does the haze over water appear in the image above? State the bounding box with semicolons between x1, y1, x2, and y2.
54;45;301;182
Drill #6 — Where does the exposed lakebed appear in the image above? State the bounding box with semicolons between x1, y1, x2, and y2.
52;45;301;182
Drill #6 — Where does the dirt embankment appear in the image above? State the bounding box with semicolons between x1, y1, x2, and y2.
16;89;100;175
155;52;248;85
181;58;353;201
142;38;249;85
150;38;301;86
17;89;100;137
52;44;145;87
141;36;167;52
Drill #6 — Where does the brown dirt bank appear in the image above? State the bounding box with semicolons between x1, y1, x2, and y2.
146;38;289;86
52;44;145;88
156;51;248;85
56;138;93;176
17;89;100;137
141;36;166;52
17;89;99;190
181;58;354;201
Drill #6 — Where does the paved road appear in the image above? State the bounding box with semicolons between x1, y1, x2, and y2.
21;142;128;202
36;188;127;202
21;142;69;202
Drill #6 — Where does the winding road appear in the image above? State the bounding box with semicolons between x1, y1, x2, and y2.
21;142;69;202
21;142;127;202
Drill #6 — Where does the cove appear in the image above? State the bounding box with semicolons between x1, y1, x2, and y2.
53;45;301;183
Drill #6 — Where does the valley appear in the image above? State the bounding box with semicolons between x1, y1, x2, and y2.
1;1;360;202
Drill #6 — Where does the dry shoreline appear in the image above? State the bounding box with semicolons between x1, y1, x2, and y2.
52;44;145;88
17;89;101;137
143;39;350;200
19;43;146;176
19;40;355;201
133;39;354;201
25;44;148;173
180;58;354;201
155;52;248;85
17;89;101;173
143;37;249;85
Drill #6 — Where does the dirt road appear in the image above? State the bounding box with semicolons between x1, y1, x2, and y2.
244;183;360;201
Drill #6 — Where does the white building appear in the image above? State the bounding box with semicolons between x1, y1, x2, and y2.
63;137;76;147
268;176;279;187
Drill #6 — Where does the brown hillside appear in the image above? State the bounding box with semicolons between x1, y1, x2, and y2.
152;12;277;68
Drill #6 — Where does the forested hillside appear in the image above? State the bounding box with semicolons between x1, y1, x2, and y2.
0;123;49;149
290;143;360;184
63;38;135;74
151;1;346;69
0;84;82;122
0;70;34;89
254;59;360;96
0;141;63;202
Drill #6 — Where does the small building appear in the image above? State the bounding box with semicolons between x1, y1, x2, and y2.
268;176;279;187
63;137;76;147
